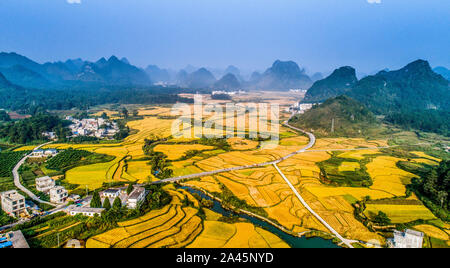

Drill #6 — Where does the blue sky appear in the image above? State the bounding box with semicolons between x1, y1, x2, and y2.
0;0;449;74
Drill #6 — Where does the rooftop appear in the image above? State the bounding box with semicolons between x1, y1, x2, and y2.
1;190;25;201
128;187;145;200
67;205;105;213
36;176;52;183
103;188;121;194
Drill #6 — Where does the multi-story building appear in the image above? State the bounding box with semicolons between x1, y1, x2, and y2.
127;187;146;209
0;190;26;218
35;176;55;193
49;186;68;204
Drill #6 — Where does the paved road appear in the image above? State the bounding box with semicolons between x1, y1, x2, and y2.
12;142;56;206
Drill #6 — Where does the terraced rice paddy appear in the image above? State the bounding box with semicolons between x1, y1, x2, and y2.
86;187;203;248
184;139;441;244
188;221;289;248
87;186;288;248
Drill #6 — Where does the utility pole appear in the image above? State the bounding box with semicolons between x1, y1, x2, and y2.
57;233;60;248
331;118;335;133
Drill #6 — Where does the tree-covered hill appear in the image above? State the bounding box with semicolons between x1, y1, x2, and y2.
289;95;378;137
345;60;450;135
303;66;358;103
347;60;449;114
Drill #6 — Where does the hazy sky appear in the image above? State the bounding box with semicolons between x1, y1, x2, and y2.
0;0;449;74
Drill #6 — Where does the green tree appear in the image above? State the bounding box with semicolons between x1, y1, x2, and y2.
103;197;111;210
121;107;129;119
112;197;122;210
90;191;102;208
127;184;134;195
373;211;391;225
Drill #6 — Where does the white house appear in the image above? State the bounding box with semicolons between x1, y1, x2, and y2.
30;149;45;158
67;206;104;217
0;190;26;218
127;187;146;209
101;189;121;199
35;176;55;193
49;186;68;204
391;229;424;248
44;149;58;157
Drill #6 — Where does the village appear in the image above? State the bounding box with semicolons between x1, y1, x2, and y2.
41;117;120;141
66;116;120;139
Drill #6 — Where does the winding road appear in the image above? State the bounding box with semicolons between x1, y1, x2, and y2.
12;142;56;206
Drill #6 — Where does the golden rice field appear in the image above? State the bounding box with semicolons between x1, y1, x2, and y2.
227;137;259;150
13;105;446;246
184;137;442;244
411;151;441;162
413;225;449;241
338;162;360;172
188;221;289;248
364;204;437;223
366;156;417;197
38;115;174;189
153;144;214;160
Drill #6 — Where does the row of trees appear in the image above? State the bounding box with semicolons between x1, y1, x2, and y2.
410;160;449;221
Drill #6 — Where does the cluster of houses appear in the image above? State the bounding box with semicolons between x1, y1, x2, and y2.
211;90;246;96
287;102;317;114
66;116;119;139
35;176;68;204
66;186;147;218
289;89;308;94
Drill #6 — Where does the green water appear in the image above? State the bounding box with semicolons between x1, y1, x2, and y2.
182;186;341;248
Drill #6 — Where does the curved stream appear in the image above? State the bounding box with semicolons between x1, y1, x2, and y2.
182;186;340;248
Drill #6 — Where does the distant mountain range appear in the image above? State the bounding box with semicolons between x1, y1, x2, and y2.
0;52;151;88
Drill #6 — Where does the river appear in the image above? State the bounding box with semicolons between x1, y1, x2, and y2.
181;186;341;248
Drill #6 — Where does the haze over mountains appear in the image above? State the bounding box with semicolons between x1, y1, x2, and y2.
0;52;318;91
0;51;449;136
